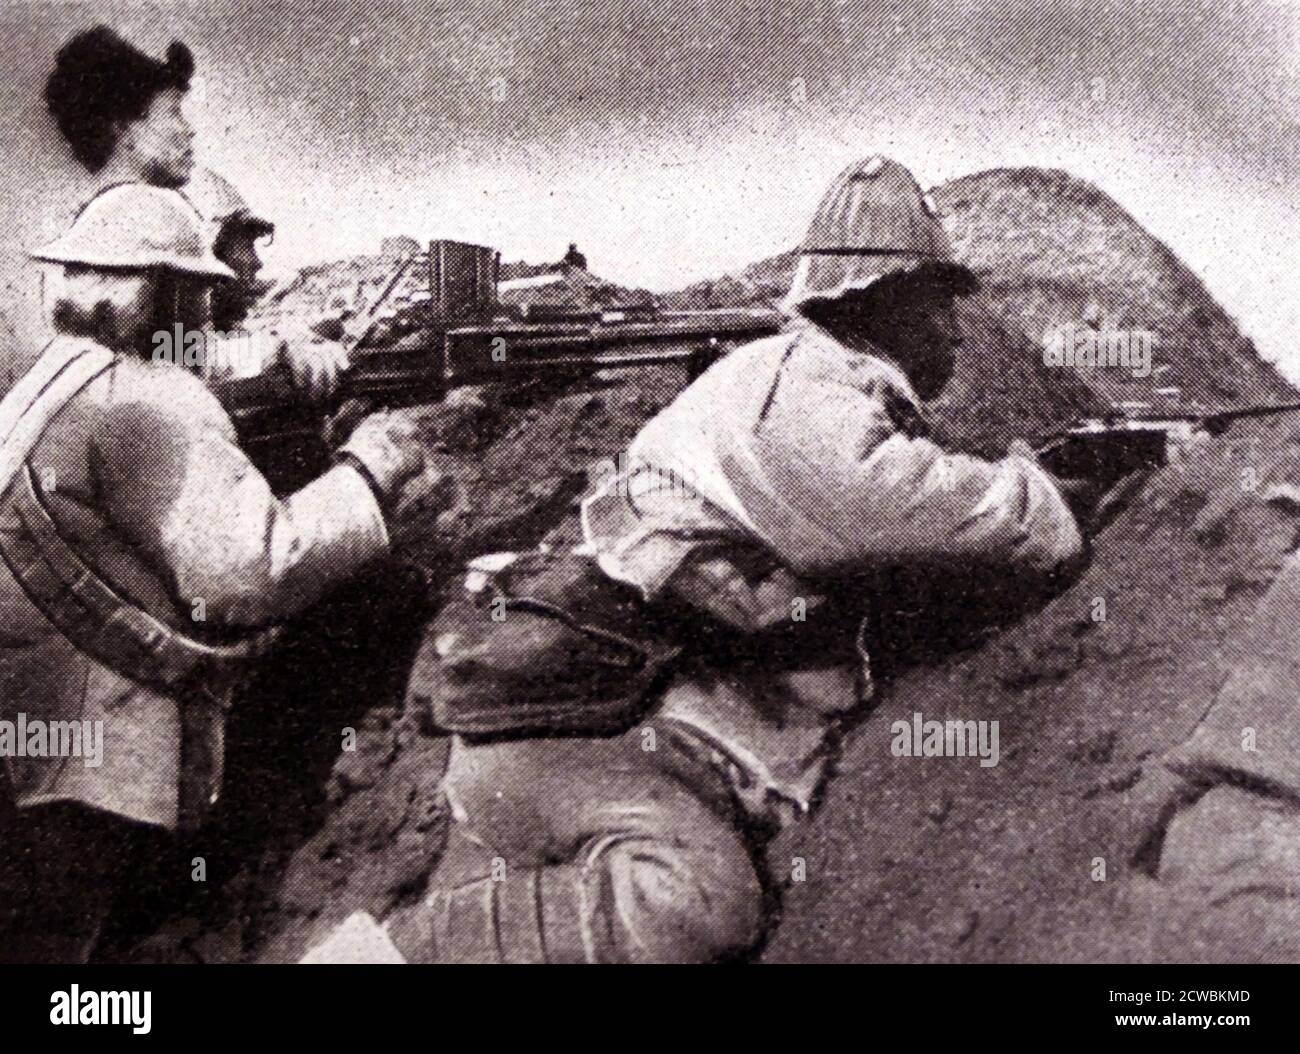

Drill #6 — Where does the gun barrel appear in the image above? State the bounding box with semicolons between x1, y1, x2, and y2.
1035;399;1300;484
439;310;779;384
217;308;781;486
1202;401;1300;431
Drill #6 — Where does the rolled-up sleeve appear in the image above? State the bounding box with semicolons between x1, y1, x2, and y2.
92;375;389;627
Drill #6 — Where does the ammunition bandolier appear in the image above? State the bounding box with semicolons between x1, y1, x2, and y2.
0;336;390;831
0;464;280;829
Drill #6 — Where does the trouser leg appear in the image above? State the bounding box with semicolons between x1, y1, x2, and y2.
385;732;765;964
0;801;150;963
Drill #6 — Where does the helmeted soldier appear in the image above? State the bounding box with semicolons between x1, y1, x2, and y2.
0;183;434;962
184;167;351;400
183;168;277;335
301;156;1090;964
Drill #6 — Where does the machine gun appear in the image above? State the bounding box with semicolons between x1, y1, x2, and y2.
216;240;782;485
1036;401;1300;481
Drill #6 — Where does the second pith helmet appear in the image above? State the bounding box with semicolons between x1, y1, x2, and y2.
31;183;235;279
185;167;275;242
782;155;977;313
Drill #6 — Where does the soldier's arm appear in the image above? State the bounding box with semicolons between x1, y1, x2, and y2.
89;373;391;627
761;378;1083;573
854;434;1085;572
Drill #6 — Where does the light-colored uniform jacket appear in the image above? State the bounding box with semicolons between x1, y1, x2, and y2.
581;322;1084;821
0;336;389;830
301;324;1090;964
584;322;1083;596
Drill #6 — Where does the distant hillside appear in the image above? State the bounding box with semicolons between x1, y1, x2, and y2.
249;167;1292;452
496;261;655;313
662;167;1295;412
662;250;796;312
933;168;1294;405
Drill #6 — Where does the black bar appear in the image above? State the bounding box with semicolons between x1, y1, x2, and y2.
0;963;1290;1041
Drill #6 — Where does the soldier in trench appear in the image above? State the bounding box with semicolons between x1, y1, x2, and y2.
301;155;1107;964
0;183;439;962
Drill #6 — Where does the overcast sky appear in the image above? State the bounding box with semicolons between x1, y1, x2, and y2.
3;0;1297;370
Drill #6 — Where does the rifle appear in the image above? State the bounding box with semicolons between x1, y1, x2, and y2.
1036;402;1300;481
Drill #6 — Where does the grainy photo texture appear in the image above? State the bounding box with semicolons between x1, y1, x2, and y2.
0;0;1297;973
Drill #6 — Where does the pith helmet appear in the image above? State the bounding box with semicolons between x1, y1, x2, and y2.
782;155;977;313
185;167;275;241
31;183;235;280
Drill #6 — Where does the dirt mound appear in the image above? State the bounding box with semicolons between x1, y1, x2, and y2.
932;168;1294;407
667;166;1293;411
765;414;1300;963
117;167;1300;963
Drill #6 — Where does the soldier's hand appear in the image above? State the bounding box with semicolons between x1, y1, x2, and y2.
1023;440;1113;528
337;409;426;504
1013;439;1094;503
323;397;373;450
1045;468;1149;535
1088;468;1153;532
279;336;350;401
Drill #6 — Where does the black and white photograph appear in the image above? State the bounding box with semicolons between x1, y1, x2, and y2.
0;0;1296;1028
